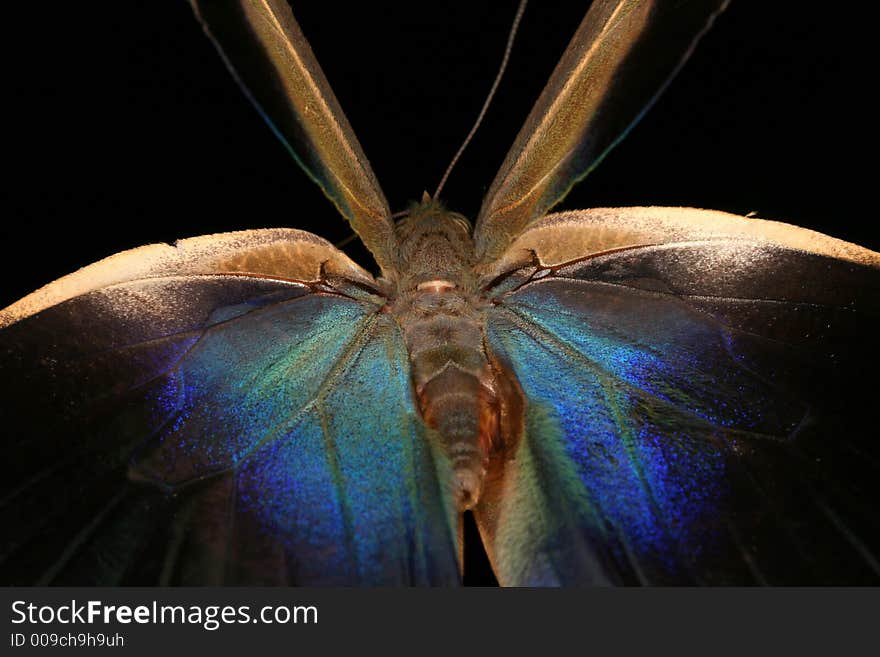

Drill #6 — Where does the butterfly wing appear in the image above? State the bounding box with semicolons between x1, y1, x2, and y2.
474;0;729;265
478;208;880;585
189;0;398;276
0;231;457;585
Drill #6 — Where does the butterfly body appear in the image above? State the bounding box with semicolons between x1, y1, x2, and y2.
380;200;510;509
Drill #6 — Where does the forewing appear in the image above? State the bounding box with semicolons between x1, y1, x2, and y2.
474;0;729;265
0;233;458;585
479;209;880;585
188;1;398;275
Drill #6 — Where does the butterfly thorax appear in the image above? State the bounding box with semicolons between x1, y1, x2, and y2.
387;200;505;510
391;199;476;289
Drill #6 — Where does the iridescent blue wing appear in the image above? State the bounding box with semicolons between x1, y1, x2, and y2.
0;231;457;585
478;208;880;585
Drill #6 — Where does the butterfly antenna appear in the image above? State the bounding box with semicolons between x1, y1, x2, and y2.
432;0;528;200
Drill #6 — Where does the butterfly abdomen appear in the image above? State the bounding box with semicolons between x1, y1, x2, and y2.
394;287;498;510
390;202;508;510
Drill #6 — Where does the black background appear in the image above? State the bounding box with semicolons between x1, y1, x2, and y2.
3;1;877;308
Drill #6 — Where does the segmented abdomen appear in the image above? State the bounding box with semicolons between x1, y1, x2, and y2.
394;286;499;510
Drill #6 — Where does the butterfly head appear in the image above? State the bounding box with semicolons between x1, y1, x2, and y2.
392;196;476;291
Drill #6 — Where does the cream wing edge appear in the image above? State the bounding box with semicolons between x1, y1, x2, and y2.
0;229;375;328
485;207;880;279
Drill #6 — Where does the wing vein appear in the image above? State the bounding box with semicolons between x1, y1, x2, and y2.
35;488;129;585
495;304;785;441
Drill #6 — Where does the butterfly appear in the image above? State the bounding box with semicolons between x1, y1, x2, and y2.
1;0;879;586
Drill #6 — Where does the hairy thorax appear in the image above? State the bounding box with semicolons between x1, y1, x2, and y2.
384;200;514;510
